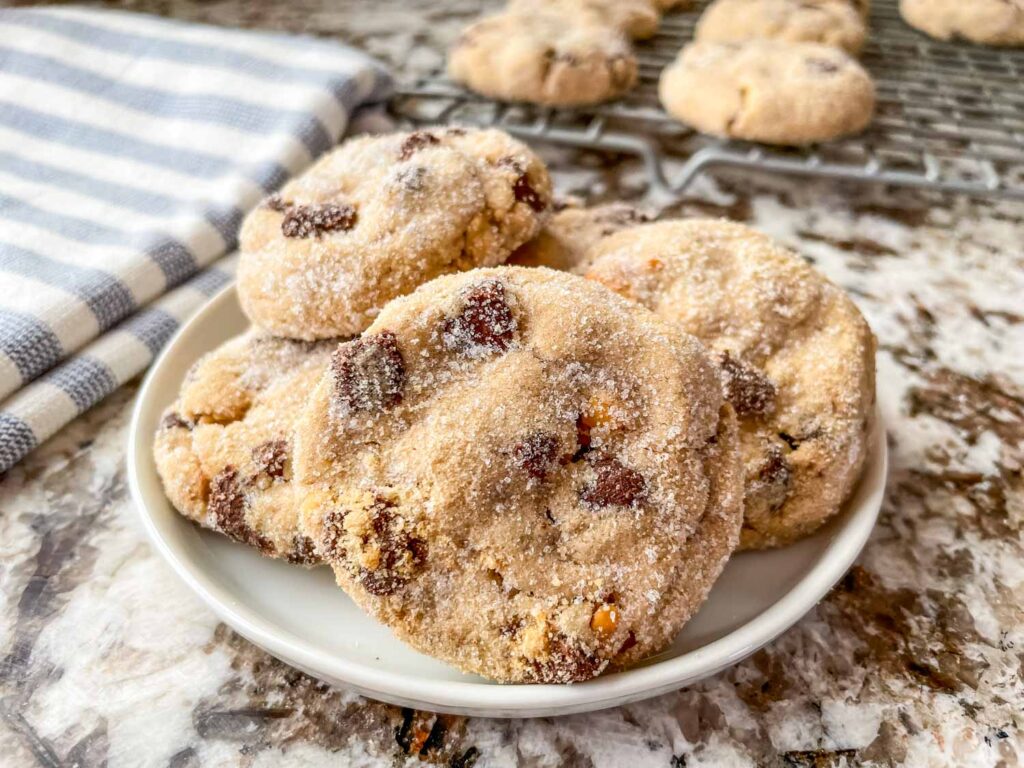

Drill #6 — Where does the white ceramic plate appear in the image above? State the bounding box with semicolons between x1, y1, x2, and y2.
128;285;888;718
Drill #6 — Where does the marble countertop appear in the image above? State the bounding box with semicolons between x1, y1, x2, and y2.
2;2;1023;766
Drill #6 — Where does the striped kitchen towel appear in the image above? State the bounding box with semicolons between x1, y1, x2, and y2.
0;6;392;473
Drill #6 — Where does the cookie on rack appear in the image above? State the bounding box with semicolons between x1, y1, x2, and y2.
510;201;652;273
696;0;868;54
585;219;876;550
294;267;743;682
508;0;663;40
237;127;552;340
153;332;338;564
659;40;876;145
447;10;638;106
899;0;1024;46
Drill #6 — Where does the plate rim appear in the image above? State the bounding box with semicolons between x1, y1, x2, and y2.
127;284;888;718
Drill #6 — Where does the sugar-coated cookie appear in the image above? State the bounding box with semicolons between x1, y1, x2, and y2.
696;0;868;54
585;220;876;549
295;267;743;682
153;332;338;563
900;0;1024;46
237;128;551;340
659;40;876;145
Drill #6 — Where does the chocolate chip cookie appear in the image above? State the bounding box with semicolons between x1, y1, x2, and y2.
509;0;664;40
237;128;552;340
696;0;869;54
153;332;338;563
585;220;876;550
900;0;1024;46
510;202;651;273
294;267;743;682
659;40;876;145
447;9;639;106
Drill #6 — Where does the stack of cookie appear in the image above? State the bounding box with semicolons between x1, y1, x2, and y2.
154;127;876;684
660;0;877;145
447;0;690;106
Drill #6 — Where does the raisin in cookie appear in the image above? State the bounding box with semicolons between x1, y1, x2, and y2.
153;332;337;563
510;202;651;273
585;220;876;550
448;10;638;107
659;40;875;145
237;128;551;340
696;0;868;54
900;0;1024;46
509;0;663;40
294;267;743;683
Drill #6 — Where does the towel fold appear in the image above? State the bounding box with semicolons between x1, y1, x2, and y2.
0;6;392;473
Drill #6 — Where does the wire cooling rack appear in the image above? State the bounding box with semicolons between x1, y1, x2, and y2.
389;0;1024;200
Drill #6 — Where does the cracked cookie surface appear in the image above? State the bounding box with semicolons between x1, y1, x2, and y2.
696;0;868;54
237;128;551;340
659;40;875;145
294;267;743;682
153;331;339;563
899;0;1024;46
447;9;638;107
585;219;876;549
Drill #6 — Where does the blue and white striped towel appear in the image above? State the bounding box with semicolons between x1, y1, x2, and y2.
0;6;392;473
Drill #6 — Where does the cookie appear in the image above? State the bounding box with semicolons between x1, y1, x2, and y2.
696;0;868;54
900;0;1024;46
585;220;876;550
659;40;876;145
153;332;338;563
509;202;651;273
237;128;552;340
294;267;743;682
509;0;663;40
448;10;638;107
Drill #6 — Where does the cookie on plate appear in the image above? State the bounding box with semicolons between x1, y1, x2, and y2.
510;202;651;273
448;10;638;106
237;128;552;340
509;0;663;40
900;0;1024;46
696;0;868;54
659;40;875;145
585;220;876;550
295;267;743;682
153;332;338;563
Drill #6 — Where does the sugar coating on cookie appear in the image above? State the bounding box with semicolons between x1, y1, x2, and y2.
900;0;1024;46
510;202;652;273
448;10;638;107
659;40;876;145
154;332;338;563
696;0;868;54
585;220;876;550
295;267;743;682
509;0;663;40
237;128;552;340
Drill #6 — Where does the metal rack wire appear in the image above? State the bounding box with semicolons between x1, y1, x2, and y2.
389;0;1024;200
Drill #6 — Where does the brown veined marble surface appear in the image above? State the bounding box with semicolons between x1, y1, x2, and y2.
1;1;1023;766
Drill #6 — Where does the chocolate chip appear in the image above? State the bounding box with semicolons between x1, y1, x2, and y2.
529;635;604;683
208;467;272;552
160;411;192;431
332;332;406;415
719;352;777;418
442;279;517;356
358;499;425;597
778;431;800;451
394;165;426;192
513;432;560;481
287;535;319;565
759;443;792;487
807;58;840;74
571;414;594;462
445;126;467;137
252;439;288;479
580;454;647;509
318;509;348;559
499;157;546;213
264;194;289;212
281;202;357;238
399;131;440;160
